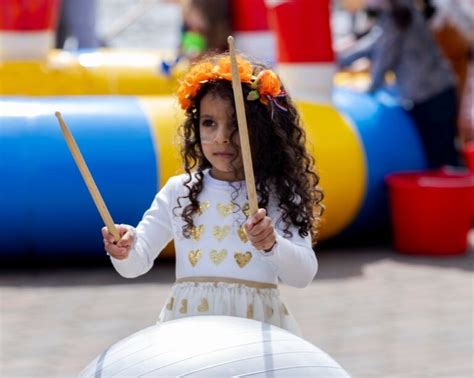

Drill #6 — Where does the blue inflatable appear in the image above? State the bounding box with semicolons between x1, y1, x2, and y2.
0;88;427;259
334;88;427;235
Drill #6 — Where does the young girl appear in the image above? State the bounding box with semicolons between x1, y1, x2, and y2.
102;53;324;335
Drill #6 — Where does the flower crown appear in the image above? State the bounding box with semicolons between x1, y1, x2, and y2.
177;55;287;112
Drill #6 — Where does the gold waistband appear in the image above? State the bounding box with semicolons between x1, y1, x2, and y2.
175;276;278;289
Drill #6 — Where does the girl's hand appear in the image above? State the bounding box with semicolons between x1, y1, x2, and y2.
244;208;276;252
101;225;135;260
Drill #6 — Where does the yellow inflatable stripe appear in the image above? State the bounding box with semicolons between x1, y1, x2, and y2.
139;97;184;188
297;101;366;239
0;50;179;96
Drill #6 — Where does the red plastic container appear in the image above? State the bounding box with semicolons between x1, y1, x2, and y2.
386;170;474;255
464;142;474;172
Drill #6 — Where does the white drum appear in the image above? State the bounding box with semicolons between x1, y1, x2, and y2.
79;316;350;377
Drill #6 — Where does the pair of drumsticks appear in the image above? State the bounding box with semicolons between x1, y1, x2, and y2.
55;36;257;243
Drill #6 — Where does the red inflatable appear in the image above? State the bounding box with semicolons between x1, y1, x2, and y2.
0;0;59;31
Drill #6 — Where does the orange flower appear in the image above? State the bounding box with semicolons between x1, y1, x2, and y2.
257;70;281;97
185;61;216;84
178;91;192;110
177;55;282;111
216;56;253;83
178;61;216;110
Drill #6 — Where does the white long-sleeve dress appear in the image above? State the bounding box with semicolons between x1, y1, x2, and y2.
111;170;318;335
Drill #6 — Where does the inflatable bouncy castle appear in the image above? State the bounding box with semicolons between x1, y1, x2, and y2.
0;0;441;260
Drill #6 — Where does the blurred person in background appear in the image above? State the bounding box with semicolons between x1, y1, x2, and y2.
179;0;231;59
338;0;380;42
55;0;99;49
338;0;460;169
419;0;469;98
419;0;472;145
161;0;231;75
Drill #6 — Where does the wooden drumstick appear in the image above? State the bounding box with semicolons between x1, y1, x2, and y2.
227;36;258;216
55;111;121;242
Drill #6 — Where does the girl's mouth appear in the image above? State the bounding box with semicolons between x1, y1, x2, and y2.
213;152;235;158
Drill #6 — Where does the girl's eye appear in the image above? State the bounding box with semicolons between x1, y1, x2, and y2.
201;119;215;128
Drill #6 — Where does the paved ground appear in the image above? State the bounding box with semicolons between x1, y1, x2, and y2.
1;241;473;378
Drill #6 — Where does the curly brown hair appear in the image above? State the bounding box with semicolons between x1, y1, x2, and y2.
175;56;324;243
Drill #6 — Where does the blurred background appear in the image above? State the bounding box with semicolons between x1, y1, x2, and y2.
92;0;472;50
1;0;473;377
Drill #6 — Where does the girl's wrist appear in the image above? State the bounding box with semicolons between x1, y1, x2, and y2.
263;240;277;253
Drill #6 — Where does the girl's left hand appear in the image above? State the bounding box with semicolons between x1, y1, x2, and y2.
244;208;276;252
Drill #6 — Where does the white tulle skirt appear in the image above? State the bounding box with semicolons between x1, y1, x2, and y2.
158;280;301;336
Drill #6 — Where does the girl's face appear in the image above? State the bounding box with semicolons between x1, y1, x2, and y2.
199;92;244;181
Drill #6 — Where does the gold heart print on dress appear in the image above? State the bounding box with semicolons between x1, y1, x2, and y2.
198;201;210;215
246;304;254;319
234;251;252;268
265;305;274;319
188;249;202;267
190;225;205;241
212;225;230;241
166;297;174;311
242;202;250;218
197;298;209;312
179;299;188;314
210;249;227;265
237;226;249;243
217;202;235;217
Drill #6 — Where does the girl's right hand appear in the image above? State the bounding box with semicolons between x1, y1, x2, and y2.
102;225;135;260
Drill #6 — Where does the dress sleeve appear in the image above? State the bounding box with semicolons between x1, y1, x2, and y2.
258;205;318;288
110;177;176;278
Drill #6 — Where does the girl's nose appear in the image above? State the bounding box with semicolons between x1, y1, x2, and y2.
214;125;231;144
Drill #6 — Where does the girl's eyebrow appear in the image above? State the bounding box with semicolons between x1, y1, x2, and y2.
199;114;214;119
